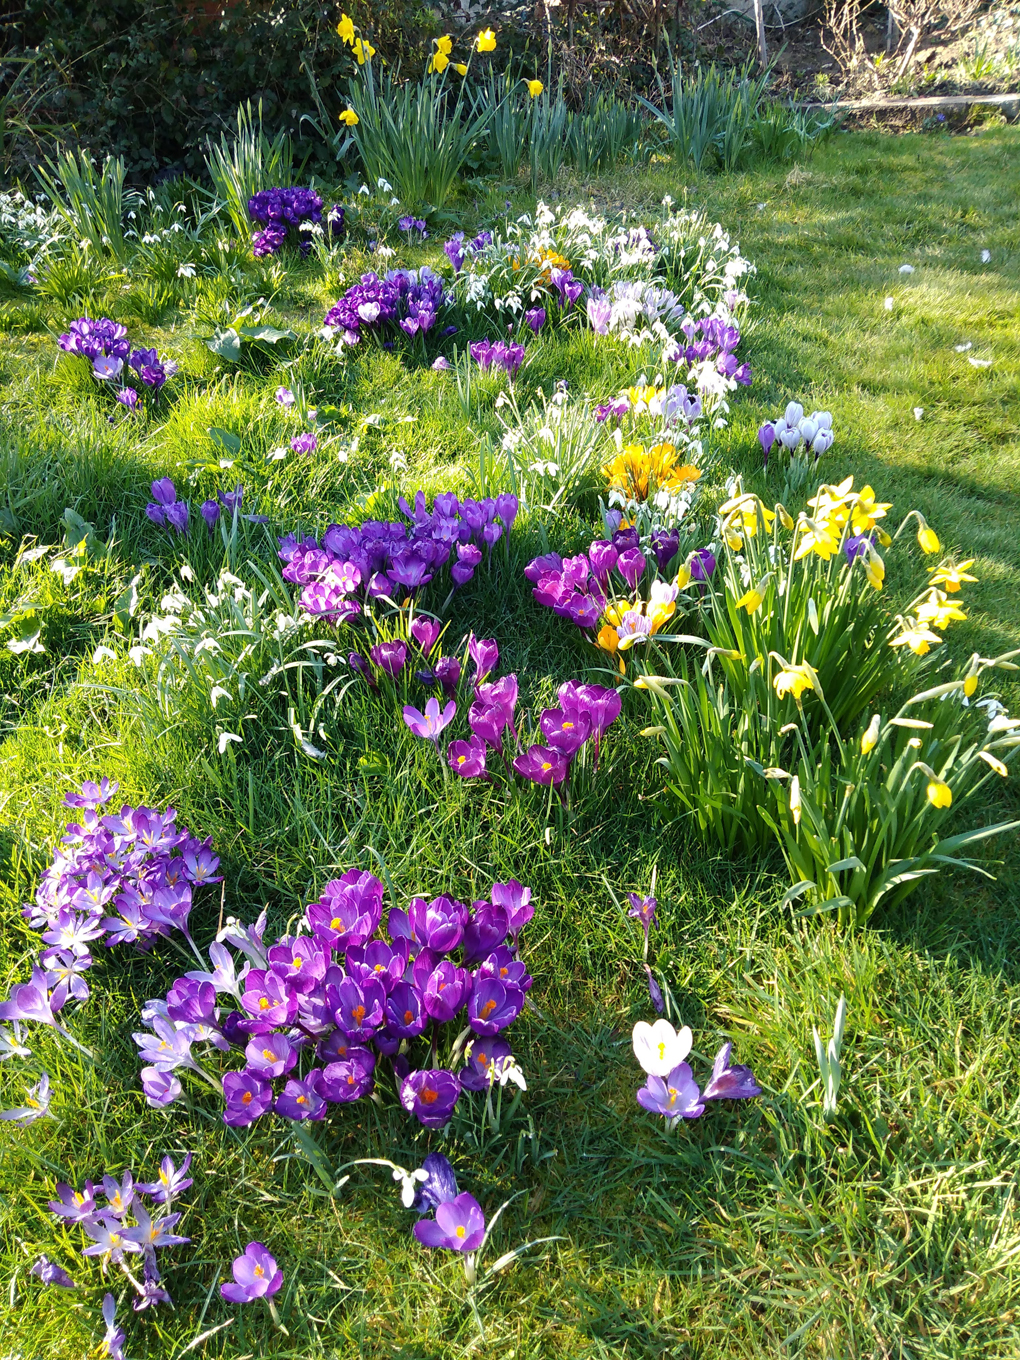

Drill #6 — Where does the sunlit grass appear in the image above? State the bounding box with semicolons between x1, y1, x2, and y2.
0;125;1019;1357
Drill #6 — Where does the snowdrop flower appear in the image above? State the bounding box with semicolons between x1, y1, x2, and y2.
884;297;894;310
217;732;242;753
954;341;973;352
393;1164;429;1208
913;407;924;420
633;1019;693;1077
968;356;992;368
981;249;991;263
898;263;915;274
177;263;196;278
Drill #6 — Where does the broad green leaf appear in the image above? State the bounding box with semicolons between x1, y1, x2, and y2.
206;327;241;361
208;427;242;455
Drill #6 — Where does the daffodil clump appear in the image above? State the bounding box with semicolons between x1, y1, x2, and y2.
625;470;1020;915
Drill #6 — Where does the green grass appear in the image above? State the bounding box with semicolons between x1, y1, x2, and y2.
1;124;1020;1358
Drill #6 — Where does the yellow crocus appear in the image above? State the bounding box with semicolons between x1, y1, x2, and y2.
916;589;967;630
774;666;815;701
890;621;942;656
476;27;496;51
337;13;355;43
851;485;892;533
929;559;976;593
917;518;940;554
735;588;763;615
338;108;359;126
926;780;952;809
526;79;544;97
861;713;881;754
597;624;620;655
603;602;628;628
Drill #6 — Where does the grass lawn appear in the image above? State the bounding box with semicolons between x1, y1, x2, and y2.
1;123;1020;1358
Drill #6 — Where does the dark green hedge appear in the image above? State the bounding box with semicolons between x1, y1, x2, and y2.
8;0;437;177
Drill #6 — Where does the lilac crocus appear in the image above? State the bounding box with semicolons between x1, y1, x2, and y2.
370;640;408;678
116;387;139;410
291;432;318;455
403;697;456;744
30;1255;76;1288
136;1153;193;1204
221;1242;284;1303
245;1032;298;1079
636;1062;706;1123
0;968;60;1027
628;893;657;943
586;294;612;335
275;386;295;406
0;1071;51;1125
49;1180;97;1222
101;1294;126;1360
141;1067;182;1108
400;1068;461;1128
413;1192;485;1251
524;307;546;333
758;421;775;464
275;1072;327;1121
432;356;451;370
513;744;567;787
702;1042;762;1100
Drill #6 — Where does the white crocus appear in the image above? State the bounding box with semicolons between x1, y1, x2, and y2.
632;1019;693;1077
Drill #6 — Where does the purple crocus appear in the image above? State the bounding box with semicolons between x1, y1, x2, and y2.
627;893;657;943
403;697;456;744
468;635;498;682
101;1294;126;1360
222;1071;274;1127
220;1242;283;1303
459;1036;514;1091
539;707;592;757
412;1152;459;1213
218;485;244;516
370;641;408;678
0;967;60;1027
274;1072;327;1121
320;1048;376;1102
30;1255;76;1289
448;736;487;779
49;1180;97;1223
845;533;875;563
636;1062;706;1123
467;977;524;1035
410;616;442;656
291;432;318;455
422;961;470;1022
702;1042;762;1100
690;548;716;582
524;307;546;333
400;1068;461;1128
245;1032;298;1079
116;387;139;410
617;548;646;592
136;1153;193;1204
758;421;775;464
413;1192;485;1252
200;499;221;531
141;1067;182;1108
513;744;567;787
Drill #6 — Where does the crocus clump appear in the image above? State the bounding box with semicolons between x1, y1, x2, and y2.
758;401;834;468
132;873;535;1132
324;268;451;346
6;780;220;1042
58;317;178;403
525;522;696;661
469;338;525;377
443;229;493;273
279;490;518;625
248;186;328;258
144;478;190;535
632;1019;761;1128
37;1154;193;1312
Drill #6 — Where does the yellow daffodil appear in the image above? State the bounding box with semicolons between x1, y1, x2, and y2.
430;51;450;73
926;780;952;809
435;34;453;55
929;559;977;592
338;108;359;126
790;775;802;826
851;485;892;533
526;79;543;97
979;751;1009;777
864;546;885;591
353;37;375;63
454;63;468;75
597;624;620;654
735;587;763;615
916;589;967;630
890;621;942;656
861;713;881;754
916;518;940;554
774;665;816;701
794;516;842;561
476;27;496;51
807;477;854;526
337;13;355;43
724;528;743;551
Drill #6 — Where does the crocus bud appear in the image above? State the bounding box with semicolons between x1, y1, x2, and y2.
784;401;804;426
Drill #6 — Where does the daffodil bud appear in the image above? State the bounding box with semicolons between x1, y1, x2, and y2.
917;517;941;554
861;713;880;754
926;779;952;808
979;751;1008;777
790;775;802;826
